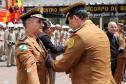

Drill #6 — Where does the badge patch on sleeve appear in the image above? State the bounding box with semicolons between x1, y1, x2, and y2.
18;44;28;52
67;38;75;49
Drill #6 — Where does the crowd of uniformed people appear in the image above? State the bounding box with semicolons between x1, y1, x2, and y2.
1;2;126;84
0;22;25;66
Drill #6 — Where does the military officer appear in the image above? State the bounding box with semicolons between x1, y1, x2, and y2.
0;24;5;61
6;24;16;67
46;2;116;84
114;23;126;83
116;23;126;52
15;7;50;84
106;22;119;76
38;20;64;84
16;23;25;41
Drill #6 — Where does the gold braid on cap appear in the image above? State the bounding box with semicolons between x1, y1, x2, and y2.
62;2;86;15
19;7;43;20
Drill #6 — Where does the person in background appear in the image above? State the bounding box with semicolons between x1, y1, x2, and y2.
116;23;126;52
39;19;64;55
46;2;116;84
106;21;120;76
114;23;126;83
123;25;126;36
38;19;64;84
4;23;9;59
6;22;16;67
50;24;56;45
54;24;62;46
0;24;5;61
16;24;25;41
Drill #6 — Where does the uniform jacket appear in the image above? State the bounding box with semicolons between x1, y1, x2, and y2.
114;32;126;60
7;31;16;44
114;32;126;83
15;35;49;84
115;32;126;50
52;20;116;84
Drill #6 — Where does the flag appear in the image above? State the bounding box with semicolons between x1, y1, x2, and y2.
0;10;10;23
16;0;22;7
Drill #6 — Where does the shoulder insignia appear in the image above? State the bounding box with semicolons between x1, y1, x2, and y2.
67;38;75;49
18;44;28;52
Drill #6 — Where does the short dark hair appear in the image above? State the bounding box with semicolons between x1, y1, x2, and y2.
66;8;88;24
43;20;51;31
22;18;32;27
